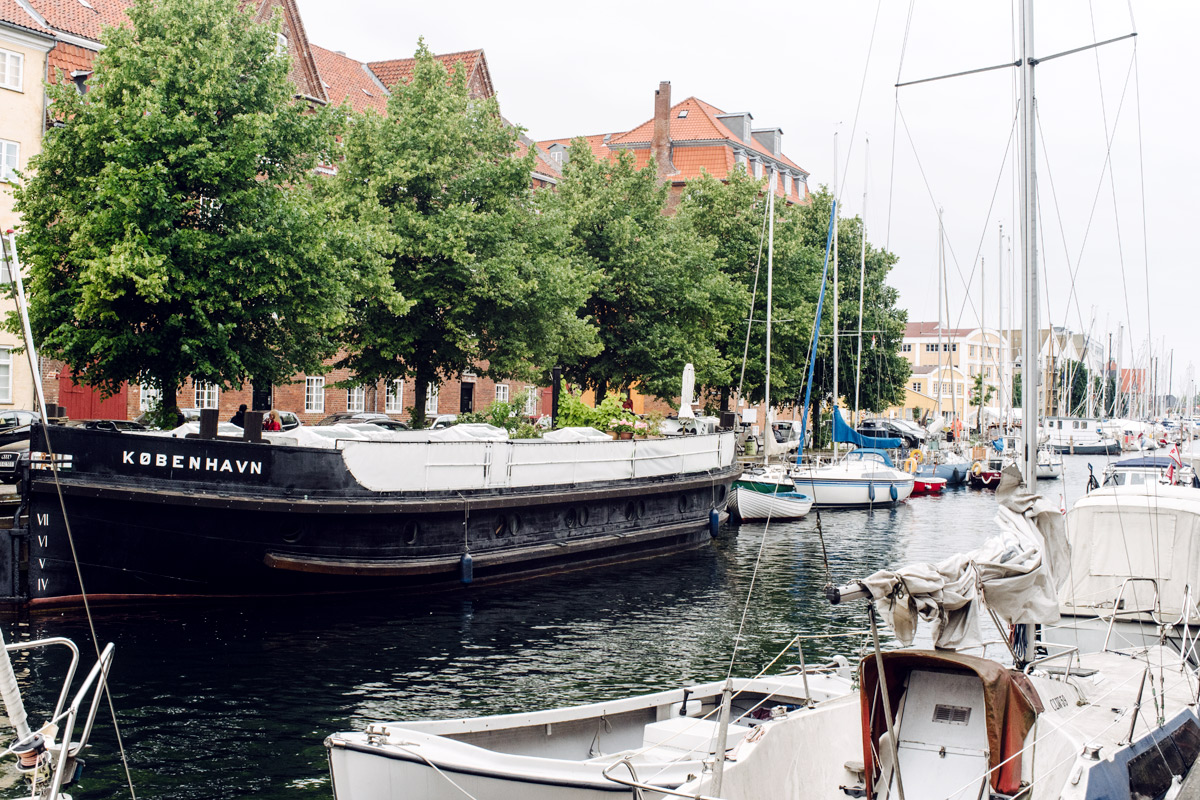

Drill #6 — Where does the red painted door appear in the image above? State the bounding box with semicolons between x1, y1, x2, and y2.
56;369;129;420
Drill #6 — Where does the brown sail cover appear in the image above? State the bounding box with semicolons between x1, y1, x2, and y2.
859;650;1043;797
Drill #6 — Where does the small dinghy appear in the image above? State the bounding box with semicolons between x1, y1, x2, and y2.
325;670;854;800
729;485;813;520
910;474;946;495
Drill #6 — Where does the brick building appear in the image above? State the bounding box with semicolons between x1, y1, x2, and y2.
539;81;810;209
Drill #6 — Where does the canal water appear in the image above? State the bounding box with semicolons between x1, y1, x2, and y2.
2;454;1102;798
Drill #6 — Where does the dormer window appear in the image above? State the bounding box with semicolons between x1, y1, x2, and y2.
70;70;91;94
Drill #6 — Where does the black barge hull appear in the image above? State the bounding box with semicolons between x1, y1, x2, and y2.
5;425;738;606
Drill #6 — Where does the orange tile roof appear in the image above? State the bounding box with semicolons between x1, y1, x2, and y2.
610;96;808;175
311;43;387;114
24;0;130;42
46;41;94;83
537;133;614;162
368;49;493;99
0;0;51;34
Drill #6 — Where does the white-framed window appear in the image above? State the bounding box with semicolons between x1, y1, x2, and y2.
385;379;404;413
0;348;10;403
524;390;538;416
911;382;920;392
495;383;509;403
957;384;964;395
0;48;23;92
194;381;219;409
347;385;365;412
933;383;940;395
305;376;325;413
901;343;912;352
0;140;18;182
139;383;161;412
426;384;439;414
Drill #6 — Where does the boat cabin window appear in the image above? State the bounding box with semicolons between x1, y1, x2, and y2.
847;451;888;466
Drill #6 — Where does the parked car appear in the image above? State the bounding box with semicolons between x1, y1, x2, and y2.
65;419;150;432
316;412;408;430
0;410;40;448
261;410;302;431
891;419;928;444
857;419;921;448
429;414;459;430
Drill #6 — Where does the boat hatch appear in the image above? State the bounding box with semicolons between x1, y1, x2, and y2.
640;717;750;759
888;670;988;800
859;651;1042;799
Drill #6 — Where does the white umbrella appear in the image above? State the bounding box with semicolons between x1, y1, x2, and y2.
679;363;696;419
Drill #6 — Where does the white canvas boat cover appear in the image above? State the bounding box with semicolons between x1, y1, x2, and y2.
859;465;1069;649
428;423;508;441
540;427;612;442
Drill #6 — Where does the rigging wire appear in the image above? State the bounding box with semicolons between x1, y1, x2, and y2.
884;0;918;251
0;234;138;800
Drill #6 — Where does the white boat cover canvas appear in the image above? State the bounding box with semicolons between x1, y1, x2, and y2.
860;465;1069;649
540;427;612;442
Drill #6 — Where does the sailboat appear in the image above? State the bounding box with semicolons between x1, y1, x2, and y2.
788;139;914;509
729;177;813;522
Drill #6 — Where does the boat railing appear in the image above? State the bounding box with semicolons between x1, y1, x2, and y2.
1102;577;1163;652
2;637;114;799
1022;642;1079;679
601;756;724;800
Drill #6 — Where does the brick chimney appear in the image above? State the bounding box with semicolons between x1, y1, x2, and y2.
651;81;675;179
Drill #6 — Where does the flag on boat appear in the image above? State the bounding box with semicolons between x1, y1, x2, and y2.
1168;443;1182;483
855;465;1069;650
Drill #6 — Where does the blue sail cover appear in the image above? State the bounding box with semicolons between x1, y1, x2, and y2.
833;407;903;449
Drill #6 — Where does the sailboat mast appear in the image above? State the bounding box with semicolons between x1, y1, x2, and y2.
1020;0;1039;489
832;132;840;459
763;176;776;467
998;223;1004;429
937;210;944;418
855;138;868;425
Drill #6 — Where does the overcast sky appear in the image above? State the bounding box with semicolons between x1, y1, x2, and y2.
296;1;1199;399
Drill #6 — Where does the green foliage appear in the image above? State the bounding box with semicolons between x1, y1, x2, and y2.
970;372;996;433
544;145;741;403
457;390;541;438
330;41;598;429
11;0;360;408
797;188;910;445
674;170;811;408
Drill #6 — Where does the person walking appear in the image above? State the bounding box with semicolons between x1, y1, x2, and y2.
230;404;247;427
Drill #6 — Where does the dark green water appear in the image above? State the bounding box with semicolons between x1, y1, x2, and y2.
2;455;1096;799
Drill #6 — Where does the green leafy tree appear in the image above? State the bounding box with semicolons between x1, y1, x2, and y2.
545;145;741;402
970;373;996;433
331;42;597;428
796;189;909;447
11;0;358;418
673;170;814;411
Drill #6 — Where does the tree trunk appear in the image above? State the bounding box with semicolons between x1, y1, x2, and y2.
154;369;181;427
720;386;730;414
412;374;429;429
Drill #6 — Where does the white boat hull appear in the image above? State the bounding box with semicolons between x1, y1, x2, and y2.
790;471;914;507
730;487;813;520
326;674;854;800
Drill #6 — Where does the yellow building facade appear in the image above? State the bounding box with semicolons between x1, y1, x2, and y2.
0;20;53;411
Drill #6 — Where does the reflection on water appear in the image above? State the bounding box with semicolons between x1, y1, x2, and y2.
5;456;1098;799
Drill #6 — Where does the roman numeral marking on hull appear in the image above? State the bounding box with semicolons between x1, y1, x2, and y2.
37;579;47;592
37;536;47;547
36;513;49;526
